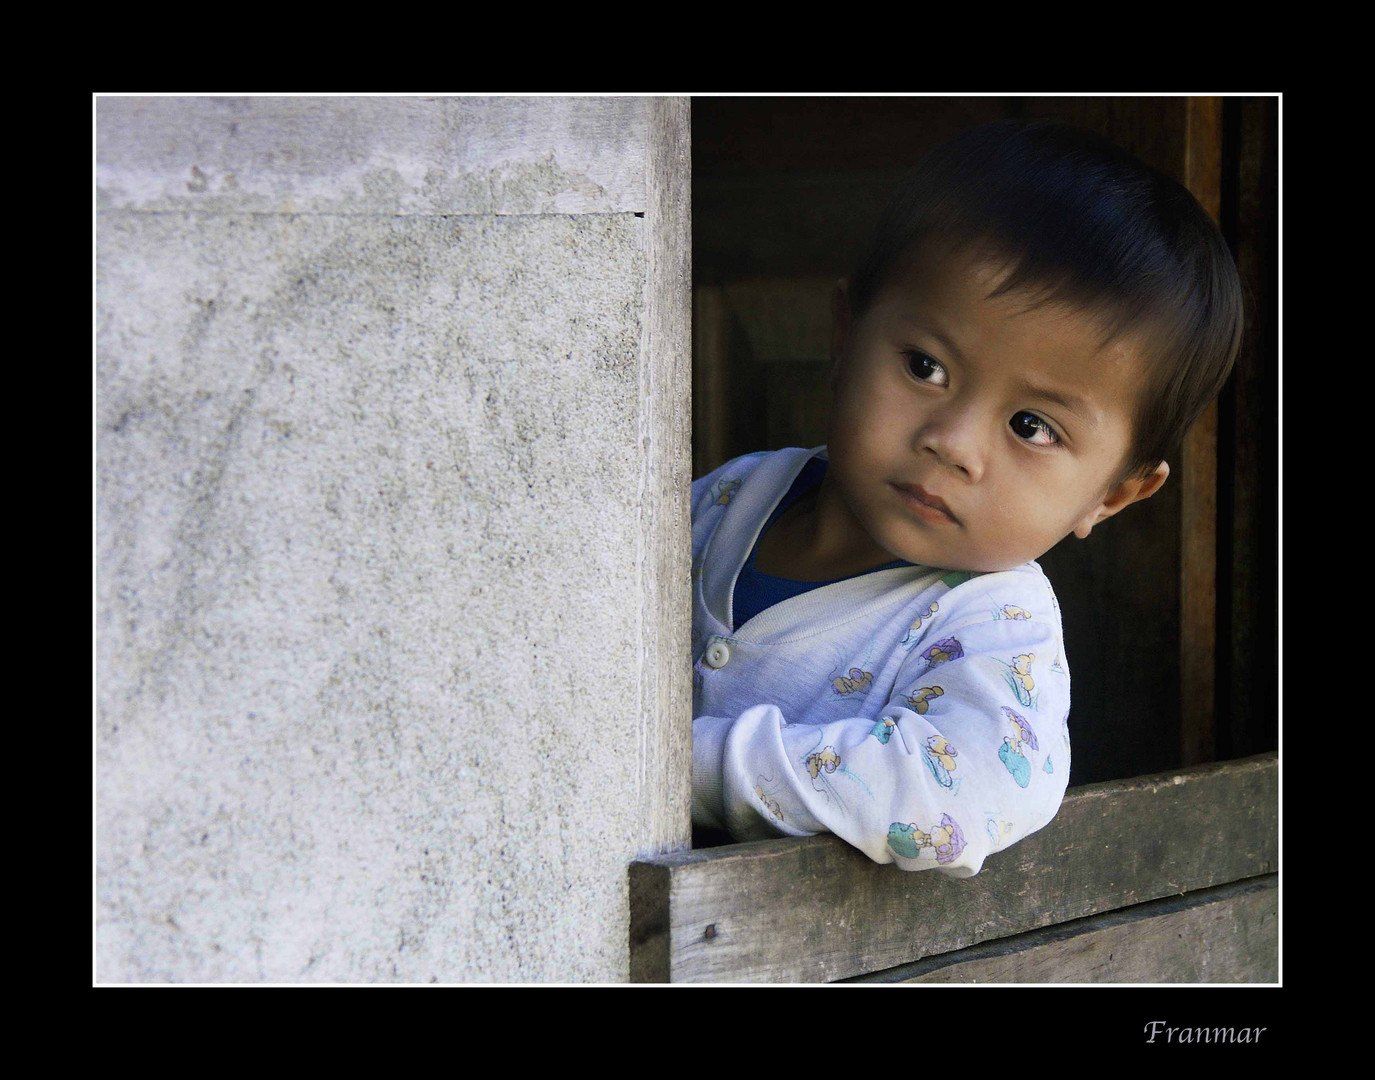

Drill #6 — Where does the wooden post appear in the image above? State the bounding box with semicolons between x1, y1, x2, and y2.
692;285;731;479
1179;96;1223;766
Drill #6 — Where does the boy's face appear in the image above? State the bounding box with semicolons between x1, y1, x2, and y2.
824;248;1167;574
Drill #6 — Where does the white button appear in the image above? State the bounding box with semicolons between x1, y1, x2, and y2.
705;641;731;669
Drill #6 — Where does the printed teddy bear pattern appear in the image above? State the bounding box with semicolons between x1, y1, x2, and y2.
887;814;967;864
812;594;1058;865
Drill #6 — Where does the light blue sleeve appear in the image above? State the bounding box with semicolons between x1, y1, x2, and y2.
693;570;1072;876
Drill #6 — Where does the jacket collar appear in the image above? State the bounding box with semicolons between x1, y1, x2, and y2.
701;447;939;640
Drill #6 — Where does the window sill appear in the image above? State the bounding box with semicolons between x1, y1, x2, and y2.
629;751;1277;983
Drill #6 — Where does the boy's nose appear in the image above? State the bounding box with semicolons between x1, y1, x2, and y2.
915;411;985;482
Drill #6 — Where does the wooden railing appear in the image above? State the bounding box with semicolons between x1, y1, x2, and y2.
629;752;1276;983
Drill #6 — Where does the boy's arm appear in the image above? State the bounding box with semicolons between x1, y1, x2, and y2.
692;578;1071;877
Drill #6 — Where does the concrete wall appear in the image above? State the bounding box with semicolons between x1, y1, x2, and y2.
95;96;692;982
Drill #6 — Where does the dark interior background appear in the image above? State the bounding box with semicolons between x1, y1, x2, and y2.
691;95;1277;791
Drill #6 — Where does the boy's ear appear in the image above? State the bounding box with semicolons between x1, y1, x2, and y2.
830;279;851;372
1073;461;1170;539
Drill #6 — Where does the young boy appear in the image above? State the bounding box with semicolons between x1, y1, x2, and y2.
690;119;1243;877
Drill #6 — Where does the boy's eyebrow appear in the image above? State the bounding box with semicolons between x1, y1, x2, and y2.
1015;381;1100;427
923;325;970;367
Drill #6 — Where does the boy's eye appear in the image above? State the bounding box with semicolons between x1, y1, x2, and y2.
1010;411;1060;446
904;350;949;387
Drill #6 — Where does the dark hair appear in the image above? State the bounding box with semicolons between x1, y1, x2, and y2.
847;118;1243;479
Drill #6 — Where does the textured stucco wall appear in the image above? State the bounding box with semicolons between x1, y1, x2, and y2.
95;96;692;982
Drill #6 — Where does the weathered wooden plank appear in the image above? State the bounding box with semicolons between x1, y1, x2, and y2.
638;97;695;858
1179;398;1218;767
692;286;732;479
1185;96;1225;220
629;857;673;984
721;276;836;363
846;874;1276;983
1220;98;1279;762
629;752;1276;983
1179;95;1224;767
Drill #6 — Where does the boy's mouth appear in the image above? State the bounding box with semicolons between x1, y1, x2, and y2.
891;482;960;525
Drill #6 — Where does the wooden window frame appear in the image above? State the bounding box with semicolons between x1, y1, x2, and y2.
647;96;1278;985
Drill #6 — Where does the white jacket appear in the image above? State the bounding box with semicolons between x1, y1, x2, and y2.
691;447;1072;876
